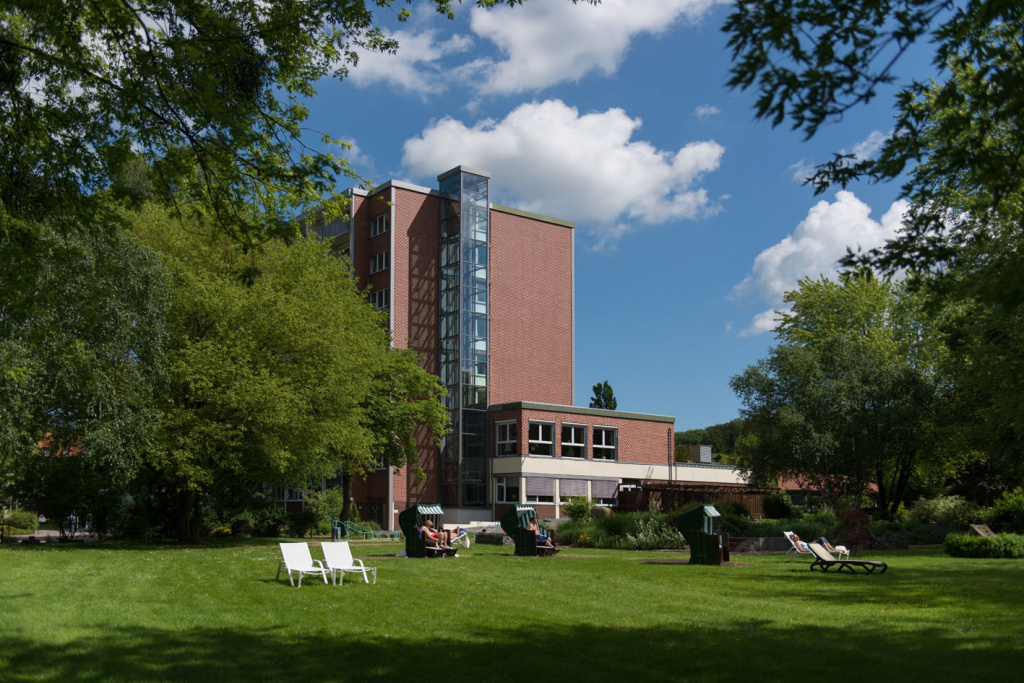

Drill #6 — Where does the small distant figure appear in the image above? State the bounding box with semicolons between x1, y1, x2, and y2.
528;519;554;548
69;513;79;536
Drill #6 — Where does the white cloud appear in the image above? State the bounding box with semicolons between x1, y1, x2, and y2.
788;159;816;184
401;99;725;247
693;105;721;119
851;129;890;161
788;130;891;186
347;30;473;96
468;0;725;94
732;191;908;337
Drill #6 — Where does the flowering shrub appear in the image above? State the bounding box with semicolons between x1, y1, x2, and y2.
910;495;978;529
624;517;687;550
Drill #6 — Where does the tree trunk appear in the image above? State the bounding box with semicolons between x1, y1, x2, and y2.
176;489;203;544
340;469;353;524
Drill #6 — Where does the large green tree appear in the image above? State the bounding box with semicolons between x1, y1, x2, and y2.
730;272;949;516
724;2;1024;304
0;217;167;505
131;204;390;542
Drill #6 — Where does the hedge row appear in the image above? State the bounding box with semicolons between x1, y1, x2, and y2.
944;533;1024;559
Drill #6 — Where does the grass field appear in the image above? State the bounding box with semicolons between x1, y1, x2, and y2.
1;539;1021;682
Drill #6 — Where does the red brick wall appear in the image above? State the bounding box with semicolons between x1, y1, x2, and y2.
390;187;441;508
391;187;439;370
489;407;673;465
489;210;573;405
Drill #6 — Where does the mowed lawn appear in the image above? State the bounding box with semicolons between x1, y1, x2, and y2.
1;540;1021;682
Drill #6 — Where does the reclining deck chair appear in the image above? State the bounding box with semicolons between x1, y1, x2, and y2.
807;542;888;574
446;526;471;549
322;541;377;585
277;542;330;587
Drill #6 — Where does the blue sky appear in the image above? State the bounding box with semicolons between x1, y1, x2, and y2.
302;0;938;431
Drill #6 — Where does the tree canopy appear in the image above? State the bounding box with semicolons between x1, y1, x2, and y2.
730;272;948;515
0;0;589;245
589;381;617;411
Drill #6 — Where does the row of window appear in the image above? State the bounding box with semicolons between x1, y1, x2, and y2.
496;420;617;460
495;476;618;505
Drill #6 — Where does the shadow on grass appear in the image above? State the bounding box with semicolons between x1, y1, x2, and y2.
1;617;1018;682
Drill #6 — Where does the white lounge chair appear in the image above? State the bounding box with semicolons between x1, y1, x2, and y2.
446;526;471;549
784;531;850;559
322;541;377;585
277;542;330;587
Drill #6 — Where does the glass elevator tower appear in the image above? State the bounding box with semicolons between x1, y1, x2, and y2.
437;167;490;507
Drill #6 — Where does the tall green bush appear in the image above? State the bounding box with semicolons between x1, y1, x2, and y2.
990;489;1024;533
304;488;347;528
562;496;594;522
3;509;39;534
762;492;792;519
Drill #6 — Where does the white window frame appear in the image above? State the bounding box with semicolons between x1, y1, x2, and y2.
370;213;389;237
369;250;389;274
560;423;586;459
527;493;555;503
496;420;517;456
593;426;617;461
496;476;520;503
368;288;389;310
528;421;554;457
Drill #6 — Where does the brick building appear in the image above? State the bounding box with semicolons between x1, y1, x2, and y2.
311;166;748;529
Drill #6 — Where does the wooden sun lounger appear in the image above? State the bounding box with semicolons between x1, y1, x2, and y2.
807;542;887;574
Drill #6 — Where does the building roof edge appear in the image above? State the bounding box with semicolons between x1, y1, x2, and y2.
488;401;674;424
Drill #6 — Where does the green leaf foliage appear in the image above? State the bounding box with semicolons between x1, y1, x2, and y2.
130;203;405;541
731;272;949;517
589;380;617;410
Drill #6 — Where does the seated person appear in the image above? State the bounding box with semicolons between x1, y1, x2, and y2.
528;520;554;548
440;525;465;545
420;520;451;548
790;533;810;551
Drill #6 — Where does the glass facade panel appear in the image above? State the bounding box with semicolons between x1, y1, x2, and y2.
438;170;491;507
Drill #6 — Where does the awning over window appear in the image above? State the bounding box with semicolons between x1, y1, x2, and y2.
526;477;555;496
560;479;587;498
591;480;619;499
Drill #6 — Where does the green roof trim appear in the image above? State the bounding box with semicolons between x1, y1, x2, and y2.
491;204;575;228
489;401;674;424
416;504;443;515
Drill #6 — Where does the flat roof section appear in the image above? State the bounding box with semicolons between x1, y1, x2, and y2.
488;401;675;424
